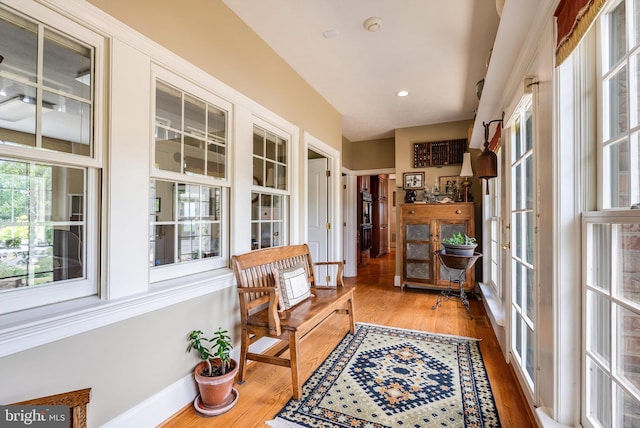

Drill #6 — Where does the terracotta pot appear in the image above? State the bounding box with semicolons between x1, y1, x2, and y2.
194;358;239;408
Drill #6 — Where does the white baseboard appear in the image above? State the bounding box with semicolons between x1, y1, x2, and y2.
100;339;276;427
100;373;196;428
394;275;401;287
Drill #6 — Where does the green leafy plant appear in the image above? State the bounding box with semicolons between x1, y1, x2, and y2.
187;328;233;376
442;232;476;246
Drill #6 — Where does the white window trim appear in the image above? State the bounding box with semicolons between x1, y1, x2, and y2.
0;2;105;313
0;0;301;357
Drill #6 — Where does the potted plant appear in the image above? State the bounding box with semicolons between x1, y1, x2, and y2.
441;232;477;256
187;328;239;416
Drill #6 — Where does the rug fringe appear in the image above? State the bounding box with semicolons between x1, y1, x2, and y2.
356;322;481;341
265;417;308;428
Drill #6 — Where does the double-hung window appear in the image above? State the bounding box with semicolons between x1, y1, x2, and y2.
251;124;289;250
150;70;230;282
0;5;102;314
581;2;640;427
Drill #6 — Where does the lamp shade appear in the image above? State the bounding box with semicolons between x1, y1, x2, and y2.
459;152;473;177
476;144;498;179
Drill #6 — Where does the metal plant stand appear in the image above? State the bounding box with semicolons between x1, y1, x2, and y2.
432;251;482;319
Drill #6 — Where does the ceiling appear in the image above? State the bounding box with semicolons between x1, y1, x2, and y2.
222;0;502;142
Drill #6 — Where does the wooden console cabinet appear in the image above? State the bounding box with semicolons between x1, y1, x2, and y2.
400;202;475;291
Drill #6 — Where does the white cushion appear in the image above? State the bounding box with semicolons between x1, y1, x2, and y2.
274;263;312;310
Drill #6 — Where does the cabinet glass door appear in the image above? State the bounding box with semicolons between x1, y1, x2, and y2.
405;223;431;280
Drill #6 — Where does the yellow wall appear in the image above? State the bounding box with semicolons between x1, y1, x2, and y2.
347;138;395;171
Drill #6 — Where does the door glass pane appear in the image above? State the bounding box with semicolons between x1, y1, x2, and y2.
526;211;534;264
526;325;534;381
526;267;534;321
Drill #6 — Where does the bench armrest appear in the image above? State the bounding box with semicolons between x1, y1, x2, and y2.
313;260;344;286
236;286;282;336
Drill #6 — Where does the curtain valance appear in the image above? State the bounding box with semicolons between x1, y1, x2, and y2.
555;0;608;65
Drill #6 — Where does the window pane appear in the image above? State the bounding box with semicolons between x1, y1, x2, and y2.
588;223;612;292
151;224;175;267
155;128;181;173
265;161;276;188
515;163;522;209
0;80;37;147
525;155;533;209
184;94;205;137
266;132;276;161
184;136;205;176
277;136;287;163
608;1;626;68
207;143;225;179
253;157;264;186
277;164;286;190
604;139;630;208
207;106;225;141
0;10;37;83
615;383;640;427
156;82;182;131
43;28;92;99
617;224;640;306
607;66;628;141
42;91;91;153
587;358;611;427
618;306;640;395
587;289;611;365
526;325;534;381
0;160;85;289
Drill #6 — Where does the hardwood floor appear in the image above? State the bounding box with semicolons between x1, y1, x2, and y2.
161;249;536;427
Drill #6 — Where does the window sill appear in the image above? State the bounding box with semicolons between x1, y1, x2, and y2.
478;282;505;327
0;268;235;358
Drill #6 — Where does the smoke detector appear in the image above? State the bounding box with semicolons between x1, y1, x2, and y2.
364;17;382;32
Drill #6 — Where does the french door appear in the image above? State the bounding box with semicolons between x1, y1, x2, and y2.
507;96;537;397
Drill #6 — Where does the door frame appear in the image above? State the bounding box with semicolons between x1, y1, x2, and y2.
303;132;341;264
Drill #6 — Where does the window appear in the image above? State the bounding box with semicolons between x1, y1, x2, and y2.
150;73;229;280
0;6;101;314
485;150;502;297
580;2;640;426
507;96;536;394
251;125;288;249
601;0;640;209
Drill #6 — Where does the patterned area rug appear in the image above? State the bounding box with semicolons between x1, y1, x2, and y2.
266;323;501;427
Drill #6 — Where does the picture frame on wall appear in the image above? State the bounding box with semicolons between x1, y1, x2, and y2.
403;172;425;190
438;175;462;195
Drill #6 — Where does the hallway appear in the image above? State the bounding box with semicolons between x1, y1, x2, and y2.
162;249;536;427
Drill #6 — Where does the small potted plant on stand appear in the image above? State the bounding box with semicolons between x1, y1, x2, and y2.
441;232;477;256
187;328;239;417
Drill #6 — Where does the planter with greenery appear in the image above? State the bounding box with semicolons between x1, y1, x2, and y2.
441;232;477;256
187;328;239;416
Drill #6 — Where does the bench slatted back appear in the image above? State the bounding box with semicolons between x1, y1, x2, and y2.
232;244;316;316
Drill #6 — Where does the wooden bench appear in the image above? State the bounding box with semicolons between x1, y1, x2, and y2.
11;388;91;428
231;244;355;399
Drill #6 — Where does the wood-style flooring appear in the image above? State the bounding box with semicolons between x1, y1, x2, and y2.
161;249;536;427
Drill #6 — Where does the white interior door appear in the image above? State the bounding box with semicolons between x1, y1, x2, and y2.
308;157;330;284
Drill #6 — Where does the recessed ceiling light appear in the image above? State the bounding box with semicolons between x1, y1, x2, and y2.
396;90;409;97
